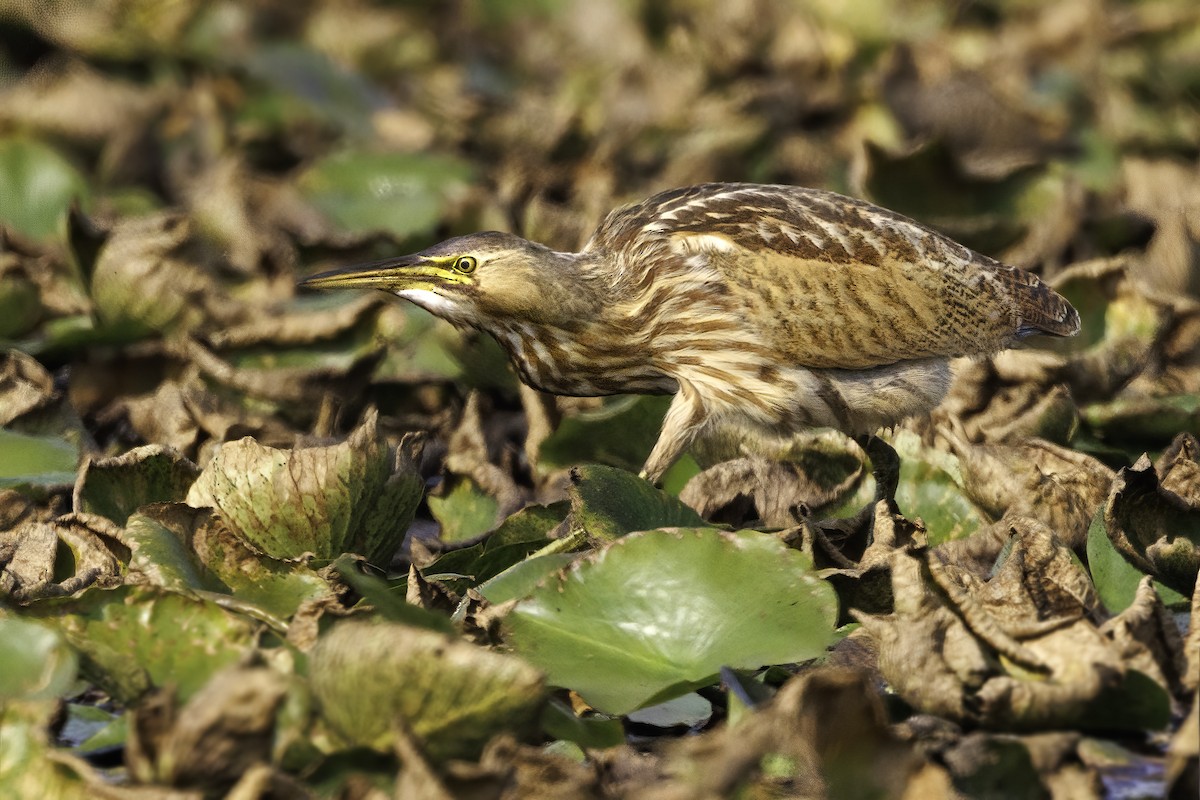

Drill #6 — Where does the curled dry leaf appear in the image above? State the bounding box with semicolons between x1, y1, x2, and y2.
0;349;89;448
938;355;1081;446
617;668;955;799
1103;446;1200;598
309;618;545;762
0;349;56;425
858;517;1175;730
185;409;424;564
0;57;163;147
121;375;302;458
0;513;124;602
680;431;864;527
942;426;1114;550
1100;576;1189;697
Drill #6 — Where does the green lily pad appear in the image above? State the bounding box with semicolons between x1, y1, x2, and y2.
505;528;839;714
423;501;568;595
0;616;78;701
185;410;423;564
0;428;80;488
0;137;88;243
1086;508;1146;614
539;395;671;474
428;479;499;543
568;464;706;541
297;149;473;240
309;618;545;762
73;444;200;526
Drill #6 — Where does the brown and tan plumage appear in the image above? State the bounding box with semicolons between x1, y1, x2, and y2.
301;183;1079;482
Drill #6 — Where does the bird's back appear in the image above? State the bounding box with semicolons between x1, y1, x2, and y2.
587;183;1078;370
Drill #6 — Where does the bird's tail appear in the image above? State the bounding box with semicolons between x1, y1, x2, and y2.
1006;267;1081;338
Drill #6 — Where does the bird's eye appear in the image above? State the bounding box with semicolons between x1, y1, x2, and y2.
453;256;477;274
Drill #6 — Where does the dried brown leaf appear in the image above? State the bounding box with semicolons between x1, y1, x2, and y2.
682;445;863;529
127;667;290;791
1104;451;1200;597
859;518;1171;730
943;428;1114;549
0;512;124;602
0;349;56;426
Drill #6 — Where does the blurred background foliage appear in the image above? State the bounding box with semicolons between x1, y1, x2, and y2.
0;0;1197;477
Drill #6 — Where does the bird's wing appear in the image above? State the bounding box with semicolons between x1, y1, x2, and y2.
588;183;1077;370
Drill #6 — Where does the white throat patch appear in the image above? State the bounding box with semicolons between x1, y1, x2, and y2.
397;289;464;321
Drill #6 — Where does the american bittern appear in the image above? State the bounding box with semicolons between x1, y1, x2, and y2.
301;183;1079;482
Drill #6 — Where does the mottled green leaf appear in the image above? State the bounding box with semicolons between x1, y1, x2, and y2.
185;410;423;564
124;504;334;621
26;585;264;704
310;619;544;762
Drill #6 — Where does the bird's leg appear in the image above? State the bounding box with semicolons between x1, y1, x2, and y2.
639;383;705;485
854;433;900;515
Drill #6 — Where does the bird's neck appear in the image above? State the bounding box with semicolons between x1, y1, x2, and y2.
485;249;678;396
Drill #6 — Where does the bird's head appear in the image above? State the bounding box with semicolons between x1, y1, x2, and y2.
300;231;601;330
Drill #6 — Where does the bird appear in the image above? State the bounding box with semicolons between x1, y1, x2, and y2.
300;183;1080;483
